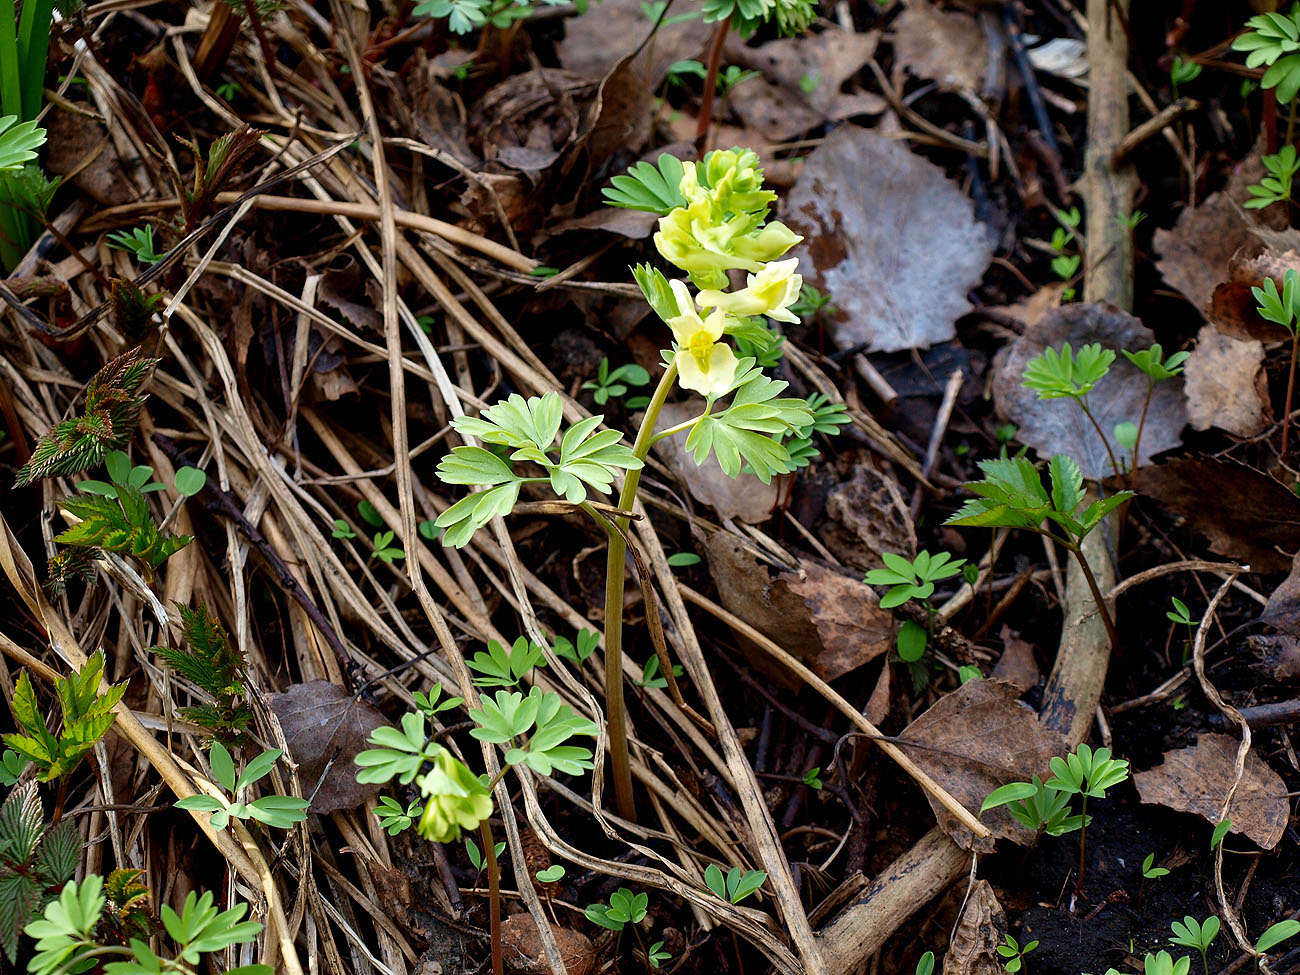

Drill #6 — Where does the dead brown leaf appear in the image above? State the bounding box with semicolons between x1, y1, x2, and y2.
728;78;823;142
1133;733;1288;849
1262;550;1300;635
892;2;987;93
1155;153;1281;319
991;627;1040;693
45;109;136;206
1183;325;1272;437
820;463;917;574
785;126;993;354
502;914;594;975
270;680;391;814
1136;459;1300;573
902;679;1069;850
726;26;881;119
703;534;893;685
943;880;1007;975
1207;245;1298;343
993;303;1187;480
557;0;705;88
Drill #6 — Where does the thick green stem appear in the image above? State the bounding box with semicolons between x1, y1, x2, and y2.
480;819;503;975
603;360;679;822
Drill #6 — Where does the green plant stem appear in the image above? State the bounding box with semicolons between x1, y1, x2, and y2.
695;17;731;152
480;819;503;975
1283;328;1299;461
1130;380;1154;489
1077;398;1122;481
603;359;680;822
1062;538;1120;653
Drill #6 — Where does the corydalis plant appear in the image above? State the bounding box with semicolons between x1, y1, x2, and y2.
15;347;156;487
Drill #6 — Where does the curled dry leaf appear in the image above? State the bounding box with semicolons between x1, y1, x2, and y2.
726;26;883;121
1136;459;1300;573
785;126;993;354
1207;244;1297;344
703;533;894;685
1133;733;1288;849
891;2;987;93
901;679;1069;851
991;627;1040;693
943;880;1007;975
992;302;1187;480
1262;549;1300;636
557;0;704;88
269;680;391;814
1182;324;1271;438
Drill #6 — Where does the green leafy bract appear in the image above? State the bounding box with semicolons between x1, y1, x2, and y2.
603;154;688;214
684;364;814;482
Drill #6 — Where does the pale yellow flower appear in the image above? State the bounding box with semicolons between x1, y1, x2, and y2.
666;280;739;398
696;259;803;323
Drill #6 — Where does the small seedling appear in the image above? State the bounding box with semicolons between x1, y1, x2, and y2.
865;550;966;672
585;888;648;931
174;742;309;830
1137;852;1169;907
666;551;701;567
802;767;823;790
373;796;422;835
370;530;405;564
638;655;684;689
468;686;600;776
1233;8;1300;103
553;629;600;667
982;776;1082;837
107;225;167;265
331;519;356;539
1253;269;1300;459
916;952;936;975
1256;919;1300;955
997;934;1038;974
357;500;384;528
1022;343;1121;475
536;865;565;883
1246;145;1300;209
418;519;439;540
467;637;547;687
703;864;767;904
466;836;506;873
1170;915;1220;975
1211;818;1232;850
1046;743;1130;890
1167;597;1198;663
215;81;242;101
582;358;652;406
1144;951;1191;975
1120;344;1189;482
647;940;672;968
1170;55;1202;96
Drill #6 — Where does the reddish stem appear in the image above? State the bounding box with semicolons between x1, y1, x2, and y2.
695;19;730;155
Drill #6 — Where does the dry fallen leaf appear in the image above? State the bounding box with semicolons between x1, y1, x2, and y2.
993;302;1187;481
703;534;893;685
501;914;595;975
785;126;993;354
728;78;824;142
1155;153;1278;319
902;679;1069;850
1183;325;1271;438
270;680;391;814
892;2;987;93
1262;550;1300;636
1136;459;1300;573
991;627;1040;693
1207;244;1298;344
726;26;882;120
821;463;917;573
1133;733;1289;849
557;0;704;88
944;880;1007;975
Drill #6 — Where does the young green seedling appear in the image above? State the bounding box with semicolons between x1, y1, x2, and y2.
1120;344;1189;484
1138;852;1169;906
1170;55;1202;96
107;224;168;266
1144;951;1192;975
1021;343;1120;476
1044;743;1130;891
997;934;1038;974
582;358;652;406
1166;597;1199;663
1256;919;1300;958
1170;915;1220;975
864;550;967;668
585;888;649;932
1253;269;1300;459
467;637;548;687
982;775;1083;838
174;742;309;830
703;864;767;904
916;951;936;975
1246;145;1300;210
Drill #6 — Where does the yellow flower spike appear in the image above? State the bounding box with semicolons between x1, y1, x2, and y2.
666;280;740;397
696;258;804;323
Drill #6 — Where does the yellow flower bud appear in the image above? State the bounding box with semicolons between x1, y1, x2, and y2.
416;750;493;843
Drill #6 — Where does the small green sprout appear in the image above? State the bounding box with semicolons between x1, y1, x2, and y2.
585;888;648;931
1211;818;1232;850
916;951;936;975
536;865;565;883
1170;915;1220;975
174;742;309;830
982;776;1082;837
413;682;463;719
1246;145;1300;209
331;519;356;539
865;551;966;669
802;767;823;790
703;864;767;904
1256;919;1300;955
215;81;242;101
107;225;167;265
666;551;702;567
997;934;1038;974
647;940;672;968
1170;55;1202;95
357;500;384;528
1144;951;1191;975
583;358;652;405
373;796;422;835
638;655;684;689
465;836;506;873
370;530;405;565
467;636;546;687
1045;744;1129;888
1141;852;1169;880
553;629;600;667
418;519;439;540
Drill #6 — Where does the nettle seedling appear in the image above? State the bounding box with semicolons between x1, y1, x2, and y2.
0;784;80;961
174;742;309;830
1170;915;1220;975
583;358;652;407
998;934;1038;974
151;603;254;744
946;455;1132;652
703;864;767;904
1254;269;1300;459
